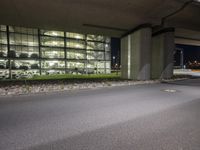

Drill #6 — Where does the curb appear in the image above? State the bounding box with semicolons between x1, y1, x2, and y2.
0;78;188;97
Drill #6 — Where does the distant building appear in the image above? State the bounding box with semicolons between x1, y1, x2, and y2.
0;25;111;79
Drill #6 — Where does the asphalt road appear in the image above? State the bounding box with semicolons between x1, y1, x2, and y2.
0;78;200;150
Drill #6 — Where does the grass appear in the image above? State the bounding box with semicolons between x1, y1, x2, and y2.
0;73;121;86
28;73;121;81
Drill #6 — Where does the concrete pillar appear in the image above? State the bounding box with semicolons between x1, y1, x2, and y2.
121;36;131;79
151;28;175;79
121;25;152;80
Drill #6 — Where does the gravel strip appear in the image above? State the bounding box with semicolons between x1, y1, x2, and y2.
0;78;187;96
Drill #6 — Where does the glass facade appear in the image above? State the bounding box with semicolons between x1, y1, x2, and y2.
0;25;111;79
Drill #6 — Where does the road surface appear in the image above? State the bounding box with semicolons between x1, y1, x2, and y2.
0;78;200;150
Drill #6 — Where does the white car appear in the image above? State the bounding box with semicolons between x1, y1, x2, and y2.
20;72;33;79
46;70;62;75
0;70;9;79
11;71;22;79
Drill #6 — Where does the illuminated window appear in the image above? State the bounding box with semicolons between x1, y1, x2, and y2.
41;30;64;37
105;43;111;51
66;32;85;39
87;35;105;42
0;45;7;57
40;36;64;47
67;61;85;68
0;25;6;32
67;50;86;59
9;33;38;46
10;46;39;58
41;47;64;58
66;39;86;49
87;51;104;60
87;42;104;50
0;59;8;69
0;32;7;44
9;26;38;35
105;61;111;68
105;51;111;60
41;60;65;69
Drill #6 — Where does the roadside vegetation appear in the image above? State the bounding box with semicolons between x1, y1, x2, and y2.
0;73;122;86
29;73;121;81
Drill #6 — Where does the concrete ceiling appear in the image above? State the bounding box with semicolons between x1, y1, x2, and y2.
175;28;200;46
0;0;200;37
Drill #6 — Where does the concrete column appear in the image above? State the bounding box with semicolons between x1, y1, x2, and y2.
151;28;175;79
121;35;131;79
121;25;152;80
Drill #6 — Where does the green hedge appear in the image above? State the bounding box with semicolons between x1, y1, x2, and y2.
29;73;121;81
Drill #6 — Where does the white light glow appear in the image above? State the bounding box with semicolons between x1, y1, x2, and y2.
52;51;57;55
52;41;58;45
75;44;81;48
75;35;81;39
48;61;57;66
52;32;58;36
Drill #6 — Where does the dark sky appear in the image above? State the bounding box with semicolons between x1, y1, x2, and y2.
111;38;120;66
175;44;200;65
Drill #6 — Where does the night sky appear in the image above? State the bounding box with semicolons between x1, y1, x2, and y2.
111;38;120;67
175;44;200;66
111;38;200;67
